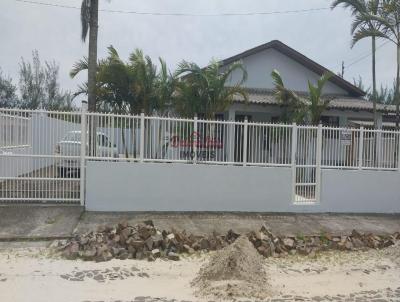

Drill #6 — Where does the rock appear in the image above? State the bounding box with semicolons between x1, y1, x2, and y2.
135;250;145;260
297;245;311;256
257;241;274;257
151;249;161;258
143;220;154;227
96;251;113;262
260;224;276;239
198;238;210;250
183;244;195;254
166;233;175;240
283;238;295;249
119;228;132;243
60;221;400;263
62;242;79;259
111;247;125;256
351;237;364;249
137;224;152;240
117;251;129;260
80;248;97;260
127;239;145;249
344;241;353;250
167;252;180;261
112;234;120;243
152;232;163;245
226;229;240;242
351;229;363;238
144;237;154;250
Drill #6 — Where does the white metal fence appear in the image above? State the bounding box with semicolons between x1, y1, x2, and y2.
1;107;400;205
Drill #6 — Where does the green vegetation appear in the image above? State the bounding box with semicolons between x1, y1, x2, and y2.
0;51;74;111
271;69;333;125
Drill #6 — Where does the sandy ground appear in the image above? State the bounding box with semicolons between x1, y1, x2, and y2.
0;243;399;302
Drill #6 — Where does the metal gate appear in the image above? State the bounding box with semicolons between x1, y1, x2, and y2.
291;125;322;203
0;108;84;204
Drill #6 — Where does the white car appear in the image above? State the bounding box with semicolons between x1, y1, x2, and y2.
55;131;118;177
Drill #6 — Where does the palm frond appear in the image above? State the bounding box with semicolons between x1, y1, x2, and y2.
80;0;91;42
331;0;367;15
352;27;394;46
70;57;89;78
220;61;248;87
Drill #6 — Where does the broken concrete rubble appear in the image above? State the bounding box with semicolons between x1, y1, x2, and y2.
58;220;400;262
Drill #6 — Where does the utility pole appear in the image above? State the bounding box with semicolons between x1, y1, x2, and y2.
341;61;345;78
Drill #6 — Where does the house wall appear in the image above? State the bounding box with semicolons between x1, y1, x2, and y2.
85;162;400;213
226;103;377;127
222;48;348;96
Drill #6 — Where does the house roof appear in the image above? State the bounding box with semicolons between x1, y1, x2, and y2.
233;88;396;113
220;40;366;98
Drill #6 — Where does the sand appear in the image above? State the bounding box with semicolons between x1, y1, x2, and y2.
191;236;273;300
0;242;399;301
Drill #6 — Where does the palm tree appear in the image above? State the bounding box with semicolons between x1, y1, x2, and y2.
128;49;159;115
271;69;333;125
308;74;334;125
349;0;400;128
155;59;177;115
332;0;381;128
271;70;306;123
81;0;99;112
174;60;248;118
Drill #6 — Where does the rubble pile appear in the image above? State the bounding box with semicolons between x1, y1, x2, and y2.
59;220;400;262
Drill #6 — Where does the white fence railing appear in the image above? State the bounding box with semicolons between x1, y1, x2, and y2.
1;107;400;204
85;112;400;170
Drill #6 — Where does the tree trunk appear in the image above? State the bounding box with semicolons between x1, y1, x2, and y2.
87;0;98;156
88;0;98;112
372;36;377;129
396;44;400;130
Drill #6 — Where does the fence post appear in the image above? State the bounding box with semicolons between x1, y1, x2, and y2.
315;124;323;203
291;123;297;203
80;101;88;206
243;117;248;166
193;114;198;164
139;112;145;162
398;132;400;171
358;126;364;170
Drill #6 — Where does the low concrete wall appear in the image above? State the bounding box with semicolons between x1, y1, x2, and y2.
85;162;400;213
85;161;292;211
318;169;400;213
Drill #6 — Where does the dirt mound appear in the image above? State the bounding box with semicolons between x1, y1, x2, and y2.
192;236;273;300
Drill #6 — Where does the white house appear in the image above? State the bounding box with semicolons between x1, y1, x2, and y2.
218;40;395;128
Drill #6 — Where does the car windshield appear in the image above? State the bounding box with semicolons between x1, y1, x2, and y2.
63;132;81;142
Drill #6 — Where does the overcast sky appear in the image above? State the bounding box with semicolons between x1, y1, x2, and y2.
0;0;397;102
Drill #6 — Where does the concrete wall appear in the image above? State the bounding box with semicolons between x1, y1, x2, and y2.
85;162;292;211
318;169;400;213
86;162;400;213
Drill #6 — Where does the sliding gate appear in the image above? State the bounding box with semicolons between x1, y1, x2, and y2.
0;108;82;204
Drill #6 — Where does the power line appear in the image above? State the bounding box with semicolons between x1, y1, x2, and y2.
15;0;331;16
346;40;391;68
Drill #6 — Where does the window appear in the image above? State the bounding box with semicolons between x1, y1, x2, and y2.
320;116;339;127
98;134;110;147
